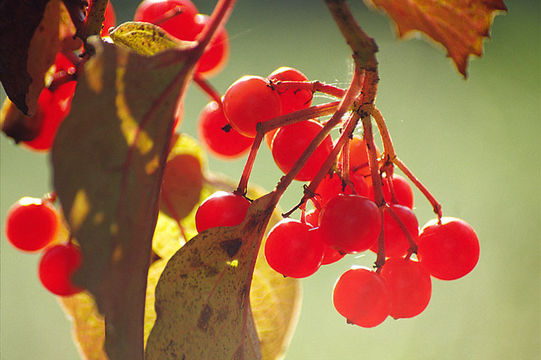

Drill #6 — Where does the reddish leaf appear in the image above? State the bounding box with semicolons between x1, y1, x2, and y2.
0;0;77;115
367;0;507;76
51;37;193;360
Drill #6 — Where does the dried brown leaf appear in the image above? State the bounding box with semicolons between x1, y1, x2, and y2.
367;0;507;76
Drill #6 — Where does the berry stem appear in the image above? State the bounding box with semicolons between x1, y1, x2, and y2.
386;204;418;256
235;101;340;195
262;101;340;133
193;0;235;61
374;208;385;271
235;129;264;196
82;0;108;43
371;107;443;220
193;75;223;106
273;80;346;99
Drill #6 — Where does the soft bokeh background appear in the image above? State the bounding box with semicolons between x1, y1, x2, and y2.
1;1;539;359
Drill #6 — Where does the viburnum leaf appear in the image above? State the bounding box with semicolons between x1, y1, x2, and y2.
110;22;195;56
146;192;281;360
366;0;507;76
0;0;77;116
60;184;300;360
51;37;192;360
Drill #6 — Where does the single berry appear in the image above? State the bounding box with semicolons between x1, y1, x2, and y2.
380;258;432;319
5;197;59;252
265;219;324;278
271;119;332;181
24;81;76;151
319;194;381;254
198;101;253;158
333;267;390;327
193;14;229;76
39;243;83;296
369;204;419;258
223;75;282;137
417;217;480;280
348;136;379;176
368;174;414;209
195;191;251;232
101;1;116;36
134;0;199;40
314;172;368;207
268;66;312;114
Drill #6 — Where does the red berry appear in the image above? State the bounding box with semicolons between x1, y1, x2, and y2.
333;267;390;327
271;119;332;181
369;204;419;258
198;101;253;158
417;217;480;280
368;174;414;209
23;81;76;151
193;14;229;76
319;194;381;254
321;243;345;265
38;243;83;296
314;172;368;207
223;76;282;137
134;0;199;40
195;191;251;233
304;208;320;226
380;258;432;319
348;136;379;176
5;197;59;252
265;219;324;278
101;1;116;36
304;210;344;264
268;66;312;114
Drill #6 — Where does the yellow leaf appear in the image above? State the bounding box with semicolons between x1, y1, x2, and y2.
110;22;195;56
145;192;280;359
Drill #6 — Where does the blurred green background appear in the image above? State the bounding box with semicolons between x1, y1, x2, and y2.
1;0;539;359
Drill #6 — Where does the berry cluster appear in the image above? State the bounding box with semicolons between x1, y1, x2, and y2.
4;195;83;296
192;63;480;328
197;66;314;159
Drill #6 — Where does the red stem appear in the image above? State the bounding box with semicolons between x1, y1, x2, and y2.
235;101;340;195
371;107;442;220
273;80;346;99
193;75;223;106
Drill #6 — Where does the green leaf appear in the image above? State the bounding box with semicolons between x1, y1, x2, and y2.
146;192;280;360
51;37;193;360
110;22;195;56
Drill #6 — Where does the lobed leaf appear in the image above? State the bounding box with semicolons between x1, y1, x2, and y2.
51;37;192;360
366;0;507;76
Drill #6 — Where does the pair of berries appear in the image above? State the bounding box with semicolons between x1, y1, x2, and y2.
5;197;83;296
